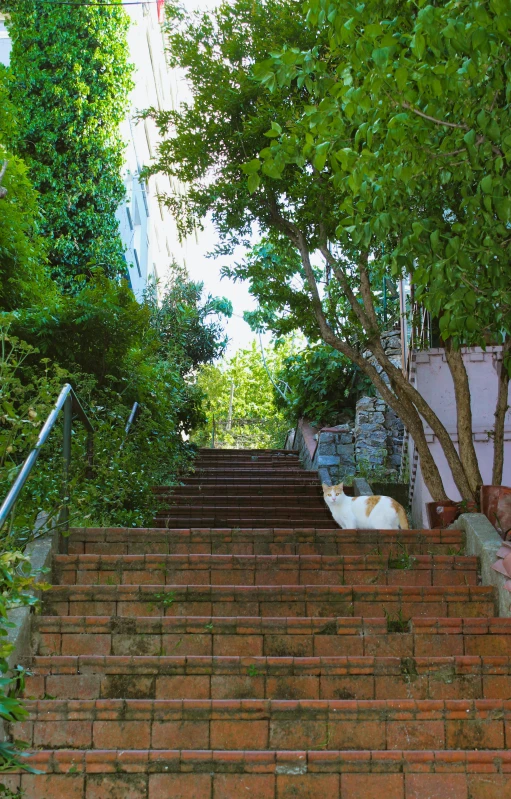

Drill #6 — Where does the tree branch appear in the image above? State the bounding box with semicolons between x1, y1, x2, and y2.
0;160;8;199
401;101;468;130
444;339;482;496
493;337;511;485
400;102;503;156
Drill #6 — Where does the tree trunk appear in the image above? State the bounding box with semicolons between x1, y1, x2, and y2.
293;233;448;500
367;339;474;500
444;340;482;496
325;249;474;499
493;337;511;485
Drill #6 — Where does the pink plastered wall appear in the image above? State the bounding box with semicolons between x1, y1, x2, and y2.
409;346;511;527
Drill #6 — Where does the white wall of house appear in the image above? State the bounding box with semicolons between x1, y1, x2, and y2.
408;346;511;527
0;16;11;65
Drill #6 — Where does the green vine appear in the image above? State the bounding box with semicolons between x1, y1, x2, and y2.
3;0;133;291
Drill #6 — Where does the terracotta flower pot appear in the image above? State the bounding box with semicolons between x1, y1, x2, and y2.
426;500;460;529
480;485;511;539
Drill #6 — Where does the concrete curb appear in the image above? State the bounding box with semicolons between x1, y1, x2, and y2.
6;516;59;670
457;513;510;618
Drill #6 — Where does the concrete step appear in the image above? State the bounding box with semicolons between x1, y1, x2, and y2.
53;554;479;587
42;584;495;619
26;654;511;701
67;527;465;556
5;748;511;798
33;616;511;659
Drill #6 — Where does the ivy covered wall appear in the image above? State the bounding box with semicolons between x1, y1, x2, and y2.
3;0;133;291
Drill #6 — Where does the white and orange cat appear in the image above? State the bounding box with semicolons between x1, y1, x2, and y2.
322;483;409;529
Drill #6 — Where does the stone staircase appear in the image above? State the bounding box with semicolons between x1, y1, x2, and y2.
6;448;511;797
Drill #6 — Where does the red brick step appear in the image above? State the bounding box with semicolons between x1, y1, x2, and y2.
4;749;511;799
14;697;511;751
33;616;511;658
53;553;478;587
26;654;511;700
68;527;464;556
43;584;495;619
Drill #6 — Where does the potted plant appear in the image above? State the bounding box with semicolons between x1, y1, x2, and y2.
480;485;511;539
426;497;479;529
426;500;461;529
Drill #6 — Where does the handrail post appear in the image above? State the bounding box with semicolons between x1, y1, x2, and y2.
211;414;215;449
59;394;73;554
86;431;94;478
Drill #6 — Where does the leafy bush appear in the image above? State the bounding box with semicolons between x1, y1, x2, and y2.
274;343;374;427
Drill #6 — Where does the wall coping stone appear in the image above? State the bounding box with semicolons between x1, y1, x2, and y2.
353;477;373;496
6;515;59;670
456;513;510;617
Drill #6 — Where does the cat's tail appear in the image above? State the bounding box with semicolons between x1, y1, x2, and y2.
396;504;409;530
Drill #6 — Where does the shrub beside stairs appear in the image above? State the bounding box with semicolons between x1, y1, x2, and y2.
5;448;511;797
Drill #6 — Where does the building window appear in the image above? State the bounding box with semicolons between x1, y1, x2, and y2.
133;249;142;278
126;207;134;230
141;183;150;217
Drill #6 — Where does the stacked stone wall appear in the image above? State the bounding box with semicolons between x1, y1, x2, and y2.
286;329;405;484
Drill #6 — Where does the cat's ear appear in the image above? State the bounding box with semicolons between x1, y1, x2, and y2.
322;483;329;491
338;483;344;492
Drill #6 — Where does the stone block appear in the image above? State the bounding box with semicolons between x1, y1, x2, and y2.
317;468;331;484
319;433;334;444
356;397;375;410
336;444;355;457
355;422;384;434
318;443;336;456
317;455;339;467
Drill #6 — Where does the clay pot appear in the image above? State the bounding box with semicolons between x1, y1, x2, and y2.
480;485;511;539
426;500;460;529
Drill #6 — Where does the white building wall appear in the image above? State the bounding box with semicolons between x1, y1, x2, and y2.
0;16;11;65
117;1;181;300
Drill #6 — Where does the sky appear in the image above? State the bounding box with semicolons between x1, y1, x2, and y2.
170;0;262;357
178;218;261;356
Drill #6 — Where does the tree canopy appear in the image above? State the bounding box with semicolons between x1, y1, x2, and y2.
148;0;511;500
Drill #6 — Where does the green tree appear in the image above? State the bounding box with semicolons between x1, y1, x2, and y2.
3;0;133;291
148;0;511;501
148;264;232;371
253;0;511;491
194;340;289;448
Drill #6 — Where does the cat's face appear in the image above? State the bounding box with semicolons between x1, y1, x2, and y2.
322;483;344;504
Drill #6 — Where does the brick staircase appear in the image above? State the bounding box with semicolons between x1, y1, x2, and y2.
6;448;511;797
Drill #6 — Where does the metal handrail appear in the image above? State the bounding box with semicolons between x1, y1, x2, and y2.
119;402;140;451
0;383;94;554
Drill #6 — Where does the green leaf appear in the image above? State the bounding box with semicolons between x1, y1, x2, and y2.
247;173;261;194
372;47;391;68
242;159;261;175
395;67;408;91
411;32;426;59
480;175;493;194
430;229;441;252
313;142;330;172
